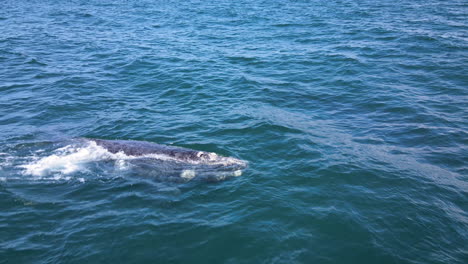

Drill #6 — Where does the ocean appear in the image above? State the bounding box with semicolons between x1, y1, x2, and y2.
0;0;467;263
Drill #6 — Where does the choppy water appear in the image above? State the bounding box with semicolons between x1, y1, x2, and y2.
1;0;467;263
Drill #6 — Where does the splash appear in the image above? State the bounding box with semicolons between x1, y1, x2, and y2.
21;142;117;176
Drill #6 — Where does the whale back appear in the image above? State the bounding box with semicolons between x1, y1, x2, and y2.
88;139;246;167
91;139;198;157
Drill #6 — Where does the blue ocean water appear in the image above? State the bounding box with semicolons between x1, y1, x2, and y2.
0;0;467;263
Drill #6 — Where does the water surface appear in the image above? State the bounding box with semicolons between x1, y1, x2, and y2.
0;0;467;263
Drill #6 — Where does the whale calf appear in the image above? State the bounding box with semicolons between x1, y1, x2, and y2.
85;138;247;181
22;138;247;181
87;138;246;166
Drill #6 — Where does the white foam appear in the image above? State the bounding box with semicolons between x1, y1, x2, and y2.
0;153;14;170
21;142;115;176
115;159;131;170
180;169;196;180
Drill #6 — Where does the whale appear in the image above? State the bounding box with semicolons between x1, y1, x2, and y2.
86;138;246;166
84;138;247;181
22;138;247;181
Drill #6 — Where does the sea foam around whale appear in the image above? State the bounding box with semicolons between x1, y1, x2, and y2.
21;141;247;181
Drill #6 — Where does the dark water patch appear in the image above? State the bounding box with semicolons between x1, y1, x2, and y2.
26;58;47;66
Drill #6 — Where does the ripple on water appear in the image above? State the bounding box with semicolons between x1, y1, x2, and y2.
0;0;467;263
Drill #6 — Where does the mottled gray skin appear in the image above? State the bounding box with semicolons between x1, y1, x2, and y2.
82;138;246;181
88;139;215;162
